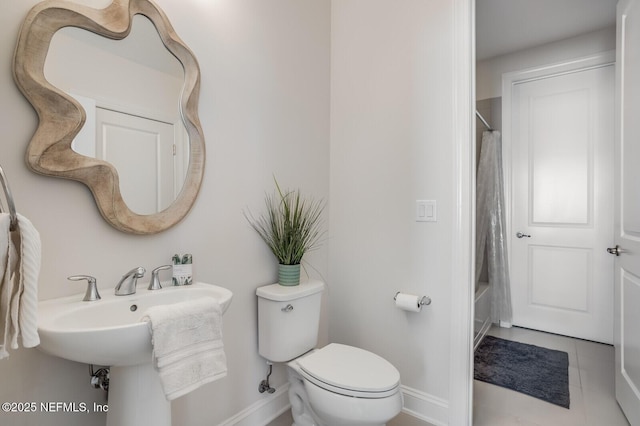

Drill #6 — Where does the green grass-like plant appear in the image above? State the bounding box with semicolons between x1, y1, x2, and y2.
245;180;325;265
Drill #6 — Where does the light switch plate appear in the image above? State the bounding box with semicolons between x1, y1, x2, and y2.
416;200;436;222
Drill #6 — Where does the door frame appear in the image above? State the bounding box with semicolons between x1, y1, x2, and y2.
501;51;616;283
449;0;474;425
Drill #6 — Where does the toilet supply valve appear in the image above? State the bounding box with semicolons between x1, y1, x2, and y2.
89;364;109;392
258;362;276;394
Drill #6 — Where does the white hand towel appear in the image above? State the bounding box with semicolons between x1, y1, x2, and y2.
142;297;227;400
0;214;14;359
14;214;41;349
0;213;41;358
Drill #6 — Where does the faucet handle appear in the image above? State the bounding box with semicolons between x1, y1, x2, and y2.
68;275;101;301
148;265;172;290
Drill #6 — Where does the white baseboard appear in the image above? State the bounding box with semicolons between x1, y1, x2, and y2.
217;383;291;426
474;317;493;351
400;385;449;426
218;383;448;426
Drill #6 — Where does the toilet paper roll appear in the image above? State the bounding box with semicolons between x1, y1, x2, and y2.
395;293;422;312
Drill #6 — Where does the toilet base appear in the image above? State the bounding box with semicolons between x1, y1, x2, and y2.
288;369;321;426
287;359;402;426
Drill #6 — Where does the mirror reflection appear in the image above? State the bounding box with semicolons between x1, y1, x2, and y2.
44;15;188;215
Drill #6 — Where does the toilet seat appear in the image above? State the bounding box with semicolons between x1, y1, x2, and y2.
297;343;400;399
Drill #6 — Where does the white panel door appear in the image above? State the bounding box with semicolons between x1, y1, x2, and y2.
510;64;614;343
615;0;640;422
96;108;175;215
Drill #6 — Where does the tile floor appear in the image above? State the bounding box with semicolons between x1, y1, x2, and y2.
474;325;629;426
268;326;630;426
268;410;425;426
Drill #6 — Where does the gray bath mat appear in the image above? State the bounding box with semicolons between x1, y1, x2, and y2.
474;335;570;408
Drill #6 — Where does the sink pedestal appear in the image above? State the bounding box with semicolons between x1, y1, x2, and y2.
106;363;171;426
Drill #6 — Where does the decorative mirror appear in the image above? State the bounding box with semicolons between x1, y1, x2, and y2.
13;0;205;234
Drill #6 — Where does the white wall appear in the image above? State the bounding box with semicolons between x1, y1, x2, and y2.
1;0;329;424
477;27;616;100
329;1;455;422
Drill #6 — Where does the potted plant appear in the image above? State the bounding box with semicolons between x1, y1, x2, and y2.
245;179;325;286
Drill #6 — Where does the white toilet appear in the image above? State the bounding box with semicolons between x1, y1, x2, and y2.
257;280;403;426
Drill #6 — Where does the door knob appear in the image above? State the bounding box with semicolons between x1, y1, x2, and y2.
516;232;531;239
607;245;622;256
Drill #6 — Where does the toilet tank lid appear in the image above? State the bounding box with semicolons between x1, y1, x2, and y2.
256;280;325;302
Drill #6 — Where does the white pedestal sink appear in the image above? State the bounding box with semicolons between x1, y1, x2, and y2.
38;282;233;426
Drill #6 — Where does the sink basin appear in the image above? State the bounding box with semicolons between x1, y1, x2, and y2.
38;282;233;366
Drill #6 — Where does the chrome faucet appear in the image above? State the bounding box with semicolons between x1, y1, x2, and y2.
114;266;146;296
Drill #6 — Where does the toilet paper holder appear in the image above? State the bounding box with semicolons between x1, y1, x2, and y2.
394;292;431;307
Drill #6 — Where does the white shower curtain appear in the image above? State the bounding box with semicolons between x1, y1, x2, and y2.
476;130;512;325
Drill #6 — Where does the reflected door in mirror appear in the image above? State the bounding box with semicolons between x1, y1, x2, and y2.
44;15;188;214
96;108;182;215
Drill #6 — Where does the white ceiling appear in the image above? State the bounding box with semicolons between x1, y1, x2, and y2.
476;0;618;61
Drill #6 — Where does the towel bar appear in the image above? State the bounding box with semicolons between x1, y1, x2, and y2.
0;165;17;231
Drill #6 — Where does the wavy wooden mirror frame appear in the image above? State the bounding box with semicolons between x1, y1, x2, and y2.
12;0;205;234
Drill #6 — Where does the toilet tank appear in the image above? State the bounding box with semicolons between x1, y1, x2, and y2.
256;280;325;362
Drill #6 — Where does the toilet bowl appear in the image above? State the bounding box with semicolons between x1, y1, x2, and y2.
288;343;403;426
256;281;403;425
